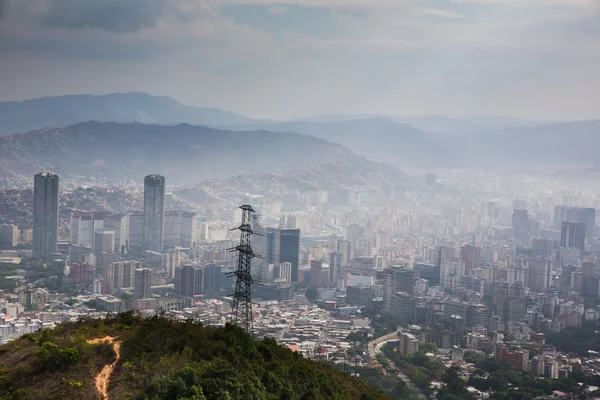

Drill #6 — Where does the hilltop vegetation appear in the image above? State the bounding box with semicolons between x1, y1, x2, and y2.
0;313;389;400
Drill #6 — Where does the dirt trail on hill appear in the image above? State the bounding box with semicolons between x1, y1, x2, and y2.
86;337;120;400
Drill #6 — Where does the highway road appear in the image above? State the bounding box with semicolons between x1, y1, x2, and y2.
367;331;428;400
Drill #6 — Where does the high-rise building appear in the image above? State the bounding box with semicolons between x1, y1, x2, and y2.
33;172;59;257
143;175;166;252
0;224;19;249
561;221;585;253
280;229;301;281
310;260;325;287
382;266;415;311
414;262;440;286
512;209;529;244
528;257;552;293
555;206;596;240
128;211;145;249
329;252;341;286
94;231;115;254
554;205;568;230
165;248;181;280
391;292;416;323
460;244;481;275
104;213;129;254
109;260;139;291
273;262;292;283
175;265;203;297
134;268;152;299
532;238;554;257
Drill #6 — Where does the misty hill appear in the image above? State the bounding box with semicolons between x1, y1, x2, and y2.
289;114;548;135
0;313;388;400
232;117;448;167
0;93;255;135
0;121;410;187
233;118;600;169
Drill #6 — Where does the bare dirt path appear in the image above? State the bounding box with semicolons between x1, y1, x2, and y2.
86;337;121;400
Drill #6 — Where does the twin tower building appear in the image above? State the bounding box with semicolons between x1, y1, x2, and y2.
33;172;166;257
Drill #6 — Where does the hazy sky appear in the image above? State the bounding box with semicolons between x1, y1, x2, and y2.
0;0;599;120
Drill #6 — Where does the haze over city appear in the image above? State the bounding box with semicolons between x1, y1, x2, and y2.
2;1;600;400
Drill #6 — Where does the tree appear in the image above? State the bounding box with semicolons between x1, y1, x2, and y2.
305;287;317;303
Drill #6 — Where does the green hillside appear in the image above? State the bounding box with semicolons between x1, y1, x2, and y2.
0;312;389;400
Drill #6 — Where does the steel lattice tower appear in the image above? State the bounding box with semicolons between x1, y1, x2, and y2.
230;204;256;335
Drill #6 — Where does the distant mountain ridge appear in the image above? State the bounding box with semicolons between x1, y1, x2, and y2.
0;121;410;188
0;92;554;137
229;117;600;169
0;93;256;135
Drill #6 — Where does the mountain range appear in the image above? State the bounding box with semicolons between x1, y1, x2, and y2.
0;92;549;136
0;93;256;135
1;92;598;172
0;121;410;189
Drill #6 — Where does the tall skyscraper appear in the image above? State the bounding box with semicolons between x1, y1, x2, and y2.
143;175;166;252
532;238;554;257
263;228;301;282
561;221;586;253
460;244;481;275
134;268;152;299
33;172;60;257
512;209;529;244
94;231;115;254
279;229;301;282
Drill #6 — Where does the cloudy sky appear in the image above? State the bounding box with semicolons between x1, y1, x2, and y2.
0;0;599;120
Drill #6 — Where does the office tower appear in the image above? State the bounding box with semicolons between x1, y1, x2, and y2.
460;244;481;275
96;252;121;282
532;238;554;257
337;239;354;266
33;172;60;257
555;206;596;240
179;212;198;247
310;260;325;287
512;209;529;244
436;246;457;263
165;248;181;280
0;224;19;249
382;266;415;311
561;221;585;253
554;205;568;230
278;229;301;282
128;211;145;249
70;211;96;247
134;268;152;299
110;260;139;290
163;210;182;249
528;257;552;293
346;285;375;307
273;262;292;283
70;262;90;287
414;262;441;286
143;175;166;252
390;292;416;323
175;265;203;297
94;231;115;254
104;213;129;253
203;264;224;294
577;208;596;240
329;252;341;286
566;207;596;240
